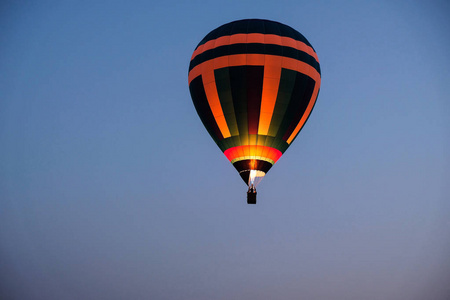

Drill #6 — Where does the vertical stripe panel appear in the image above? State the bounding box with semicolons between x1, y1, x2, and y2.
267;68;297;137
214;67;239;136
282;77;315;141
286;82;320;144
258;64;282;135
229;66;249;141
189;76;224;143
246;66;264;135
275;71;309;141
202;70;231;138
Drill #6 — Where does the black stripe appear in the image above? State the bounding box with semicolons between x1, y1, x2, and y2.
246;66;264;135
282;77;315;141
267;68;297;138
189;43;320;74
229;66;249;142
284;87;321;144
197;19;312;48
189;76;224;142
273;71;313;142
233;159;273;173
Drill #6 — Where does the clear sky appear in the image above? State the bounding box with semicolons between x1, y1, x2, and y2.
1;1;449;299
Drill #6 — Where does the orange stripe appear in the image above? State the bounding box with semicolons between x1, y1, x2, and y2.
281;57;321;144
189;54;267;84
258;56;282;135
202;69;231;138
190;33;319;63
246;53;265;65
228;54;247;66
188;54;319;86
282;36;297;48
285;75;321;144
247;33;264;43
230;33;247;44
215;35;231;48
264;34;282;45
213;56;229;69
188;54;321;143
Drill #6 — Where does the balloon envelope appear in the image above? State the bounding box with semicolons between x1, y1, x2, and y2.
188;19;321;186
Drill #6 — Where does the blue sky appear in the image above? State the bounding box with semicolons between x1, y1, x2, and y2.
1;1;449;299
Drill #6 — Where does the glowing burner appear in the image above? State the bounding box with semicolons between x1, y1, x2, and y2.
248;170;266;187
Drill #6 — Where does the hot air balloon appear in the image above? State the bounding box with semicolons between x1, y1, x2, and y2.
188;19;321;204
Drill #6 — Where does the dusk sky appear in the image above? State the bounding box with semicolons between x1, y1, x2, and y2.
1;1;449;299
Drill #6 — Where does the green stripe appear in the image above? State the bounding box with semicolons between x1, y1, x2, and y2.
267;68;297;137
229;66;249;144
275;71;310;142
214;67;240;136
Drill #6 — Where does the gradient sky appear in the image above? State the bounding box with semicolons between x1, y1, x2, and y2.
1;1;449;299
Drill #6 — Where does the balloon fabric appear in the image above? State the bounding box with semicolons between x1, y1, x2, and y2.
188;19;321;197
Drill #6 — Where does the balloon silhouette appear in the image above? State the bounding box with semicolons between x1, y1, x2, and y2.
188;19;321;203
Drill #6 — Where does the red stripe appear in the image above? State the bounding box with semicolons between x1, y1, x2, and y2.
223;145;282;163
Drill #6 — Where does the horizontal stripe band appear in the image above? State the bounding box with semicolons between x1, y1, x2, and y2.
189;43;319;73
188;54;320;86
196;19;312;50
224;145;282;164
191;33;319;63
231;156;275;165
215;135;289;154
233;159;273;174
